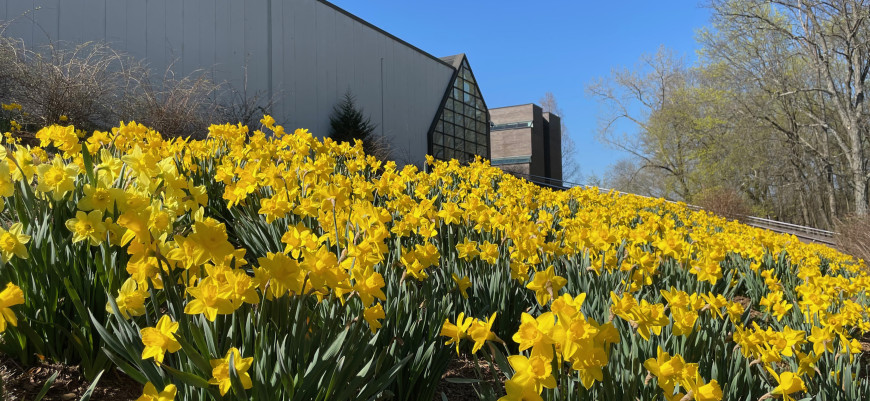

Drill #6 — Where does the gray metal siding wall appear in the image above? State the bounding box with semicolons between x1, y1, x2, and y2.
1;0;454;165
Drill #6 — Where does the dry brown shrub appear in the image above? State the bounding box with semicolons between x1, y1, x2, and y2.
834;215;870;265
218;64;279;129
367;134;394;162
0;27;272;139
116;66;223;139
0;36;134;131
692;187;752;222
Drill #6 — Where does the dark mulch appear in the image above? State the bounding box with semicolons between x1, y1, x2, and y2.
0;354;504;401
435;354;507;401
0;357;141;401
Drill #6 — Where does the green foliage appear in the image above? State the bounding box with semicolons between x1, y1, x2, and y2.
593;0;870;227
0;145;118;381
328;91;377;156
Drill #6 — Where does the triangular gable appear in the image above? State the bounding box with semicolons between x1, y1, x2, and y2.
428;55;490;163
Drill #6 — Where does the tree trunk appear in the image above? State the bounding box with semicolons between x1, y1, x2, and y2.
854;175;868;216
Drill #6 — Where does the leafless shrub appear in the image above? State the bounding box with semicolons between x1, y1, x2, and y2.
0;28;274;139
692;187;752;222
367;134;394;162
216;64;278;129
116;65;223;139
0;36;133;131
834;215;870;265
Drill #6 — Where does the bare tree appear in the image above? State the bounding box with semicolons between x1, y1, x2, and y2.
706;0;870;215
586;47;709;200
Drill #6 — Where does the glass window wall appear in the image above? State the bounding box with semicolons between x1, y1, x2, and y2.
431;59;489;163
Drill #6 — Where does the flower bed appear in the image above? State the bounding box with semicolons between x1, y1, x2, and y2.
0;117;867;400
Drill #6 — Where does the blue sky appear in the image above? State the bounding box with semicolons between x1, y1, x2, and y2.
328;0;712;181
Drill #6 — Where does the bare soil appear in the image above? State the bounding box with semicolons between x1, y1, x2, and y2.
0;357;140;401
435;354;506;401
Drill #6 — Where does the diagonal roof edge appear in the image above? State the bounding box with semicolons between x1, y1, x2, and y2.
316;0;454;69
439;53;465;70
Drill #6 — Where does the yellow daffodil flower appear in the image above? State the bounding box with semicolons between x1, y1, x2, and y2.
209;347;253;396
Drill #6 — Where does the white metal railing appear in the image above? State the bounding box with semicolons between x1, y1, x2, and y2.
742;216;835;237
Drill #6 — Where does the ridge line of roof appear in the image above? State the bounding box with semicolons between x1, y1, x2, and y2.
490;103;538;109
316;0;455;69
440;53;465;69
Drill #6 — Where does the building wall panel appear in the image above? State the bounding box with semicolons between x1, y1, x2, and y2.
212;0;233;87
145;0;166;74
245;1;269;108
226;0;246;90
3;1;36;44
78;0;105;44
124;1;146;62
32;0;59;44
105;1;125;48
276;0;295;129
315;4;336;131
196;0;215;80
164;2;184;74
292;0;317;132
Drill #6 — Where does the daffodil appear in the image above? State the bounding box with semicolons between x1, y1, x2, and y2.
184;277;235;321
455;238;479;261
0;283;24;332
451;274;472;299
765;368;807;401
0;158;15;197
0;223;30;262
497;378;543;401
136;382;177;401
526;266;567;306
688;378;723;401
219;269;260;307
35;156;79;200
281;223;320;258
363;303;385;333
479;241;499;264
186;218;235;264
808;325;835;355
77;184;122;212
512;312;556;359
508;355;556;392
108;278;149;319
467;312;498;354
630;300;669;341
209;348;253;396
353;266;387;305
257;252;304;298
440;312;473;354
303;245;348;291
643;347;685;390
140;315;182;363
65;210;108;245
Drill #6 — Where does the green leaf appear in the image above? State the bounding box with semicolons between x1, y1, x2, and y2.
81;142;96;184
79;370;104;401
162;364;212;390
228;352;249;401
32;371;59;401
444;378;481;384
